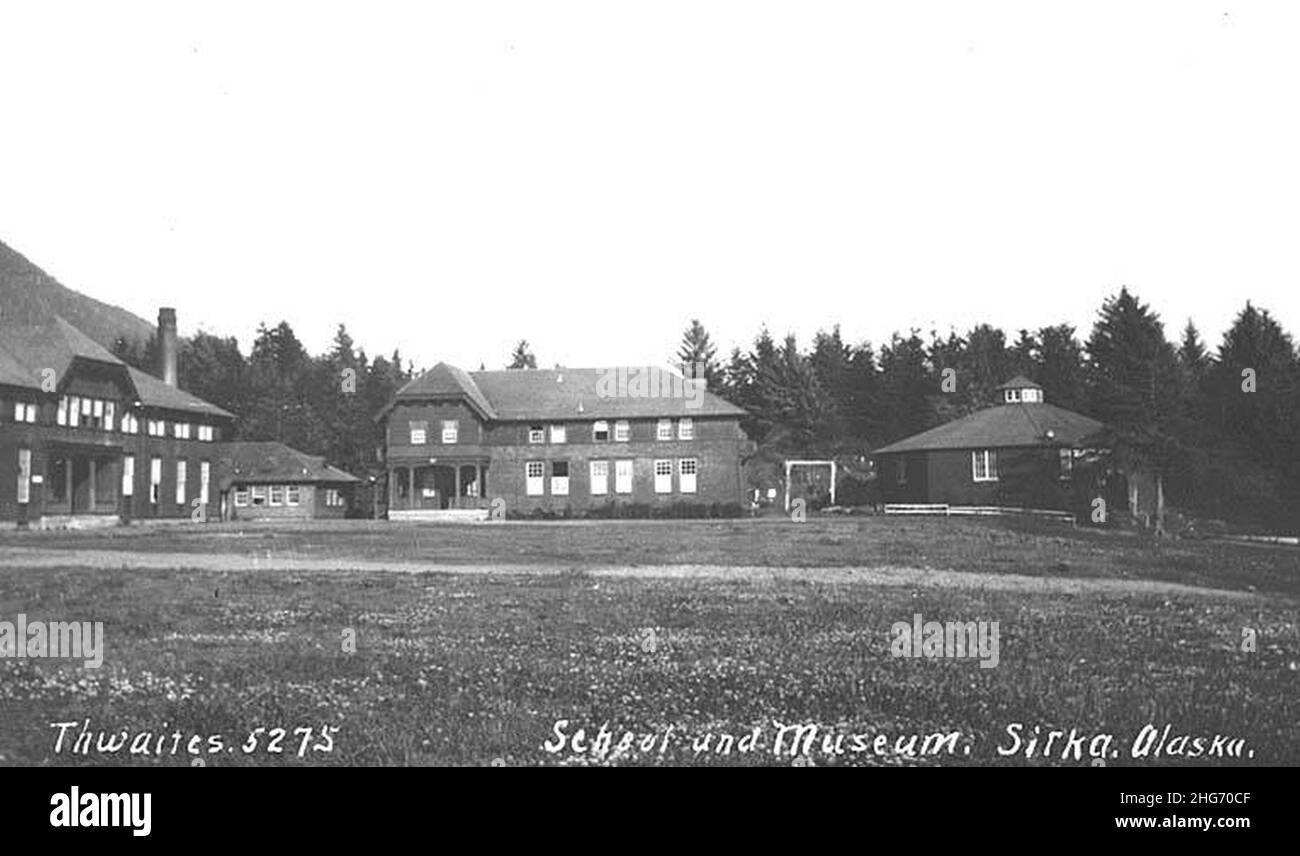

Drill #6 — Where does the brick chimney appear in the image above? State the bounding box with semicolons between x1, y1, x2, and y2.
158;307;178;387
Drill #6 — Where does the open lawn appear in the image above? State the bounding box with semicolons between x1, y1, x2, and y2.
0;517;1296;766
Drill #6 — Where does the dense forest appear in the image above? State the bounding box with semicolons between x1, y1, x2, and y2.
114;286;1298;530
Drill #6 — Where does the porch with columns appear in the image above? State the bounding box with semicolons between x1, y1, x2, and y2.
387;459;489;513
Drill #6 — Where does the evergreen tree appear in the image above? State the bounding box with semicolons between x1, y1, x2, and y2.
675;319;722;390
507;340;537;369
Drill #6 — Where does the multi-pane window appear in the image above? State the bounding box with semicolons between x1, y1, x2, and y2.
286;484;300;506
56;397;68;426
16;448;31;504
121;412;140;433
972;449;998;482
528;425;545;443
409;421;427;444
679;458;698;494
324;488;343;507
614;420;630;442
653;459;673;494
200;461;211;506
525;461;545;496
174;422;192;440
615;460;633;494
14;401;37;423
122;455;135;497
150;457;162;503
147;419;166;437
441;420;458;443
589;460;609;495
67;397;80;428
550;424;566;444
197;424;215;442
234;488;250;507
176;460;188;505
677;418;694;440
270;485;284;506
1058;448;1073;479
592;421;609;441
251;486;268;506
657;419;672;441
551;461;569;495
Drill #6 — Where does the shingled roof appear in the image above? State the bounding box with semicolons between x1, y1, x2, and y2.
388;363;747;421
873;400;1105;454
0;315;233;418
219;441;360;484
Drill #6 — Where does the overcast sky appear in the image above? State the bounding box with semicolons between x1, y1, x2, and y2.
2;2;1297;372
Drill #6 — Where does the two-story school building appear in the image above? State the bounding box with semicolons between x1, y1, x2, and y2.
0;310;238;528
0;308;363;528
377;363;750;517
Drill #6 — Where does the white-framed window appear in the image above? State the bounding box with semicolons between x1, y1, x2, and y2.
1023;388;1042;403
1058;448;1073;479
592;420;609;441
525;461;545;496
198;424;215;442
150;457;162;503
550;424;566;444
441;420;459;443
200;461;210;505
175;460;188;504
972;449;998;482
16;448;31;504
678;418;694;440
324;488;342;507
528;425;545;444
234;488;250;507
92;398;103;427
1005;388;1021;403
68;397;80;428
409;421;427;444
122;455;135;497
551;461;570;495
679;458;698;494
589;460;609;495
614;420;630;442
657;419;672;441
57;396;68;426
103;401;114;430
121;412;140;433
148;419;166;437
251;485;267;506
270;484;284;506
174;422;191;439
81;397;92;418
286;484;301;506
654;459;673;494
615;460;633;494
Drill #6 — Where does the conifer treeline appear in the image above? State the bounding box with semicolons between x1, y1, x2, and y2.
680;288;1299;527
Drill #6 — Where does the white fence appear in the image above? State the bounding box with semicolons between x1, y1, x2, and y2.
883;504;1075;524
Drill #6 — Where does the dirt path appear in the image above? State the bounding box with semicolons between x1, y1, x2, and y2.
0;546;1266;601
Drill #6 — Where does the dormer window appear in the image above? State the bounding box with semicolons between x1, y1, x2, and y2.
1004;388;1021;403
1001;377;1043;404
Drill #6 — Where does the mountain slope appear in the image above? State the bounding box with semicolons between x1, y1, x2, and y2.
0;239;154;350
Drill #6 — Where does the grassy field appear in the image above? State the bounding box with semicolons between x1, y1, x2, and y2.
0;517;1296;766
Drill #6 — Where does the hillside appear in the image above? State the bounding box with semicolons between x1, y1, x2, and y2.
0;239;154;350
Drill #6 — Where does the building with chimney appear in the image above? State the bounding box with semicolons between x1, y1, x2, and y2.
0;308;357;527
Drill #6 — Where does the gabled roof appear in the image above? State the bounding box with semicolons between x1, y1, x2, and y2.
393;362;497;418
0;314;233;419
218;441;361;484
873;402;1105;455
126;366;235;419
0;316;125;388
388;363;747;421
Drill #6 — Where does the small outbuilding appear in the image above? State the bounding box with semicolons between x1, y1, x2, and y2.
217;441;359;521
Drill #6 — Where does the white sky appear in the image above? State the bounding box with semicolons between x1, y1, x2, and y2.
2;2;1297;371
